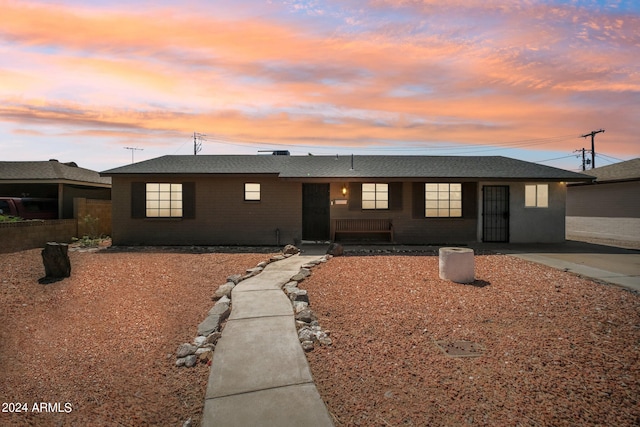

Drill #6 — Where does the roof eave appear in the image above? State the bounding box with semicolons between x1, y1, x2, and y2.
0;178;111;186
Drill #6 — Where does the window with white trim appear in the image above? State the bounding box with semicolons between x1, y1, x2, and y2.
525;184;548;208
245;183;261;201
146;183;183;217
425;183;462;217
362;183;388;209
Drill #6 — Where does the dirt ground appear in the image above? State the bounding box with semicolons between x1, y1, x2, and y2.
0;246;271;426
301;254;640;426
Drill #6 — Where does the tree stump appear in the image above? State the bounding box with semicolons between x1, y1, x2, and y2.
40;242;71;283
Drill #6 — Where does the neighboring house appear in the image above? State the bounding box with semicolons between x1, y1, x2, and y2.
101;154;592;246
0;159;112;219
566;158;640;244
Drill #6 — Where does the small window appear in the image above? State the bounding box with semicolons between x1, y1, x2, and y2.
146;183;183;217
362;183;388;209
525;184;548;208
425;183;462;217
245;183;261;201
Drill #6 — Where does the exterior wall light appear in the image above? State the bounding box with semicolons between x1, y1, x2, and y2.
342;184;347;196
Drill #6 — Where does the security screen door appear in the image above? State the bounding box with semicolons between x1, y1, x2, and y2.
482;185;509;242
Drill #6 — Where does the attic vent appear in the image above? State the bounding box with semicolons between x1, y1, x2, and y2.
258;150;290;156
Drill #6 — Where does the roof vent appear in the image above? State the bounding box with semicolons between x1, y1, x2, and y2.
258;150;290;156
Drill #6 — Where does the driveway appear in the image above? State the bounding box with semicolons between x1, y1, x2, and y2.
335;240;640;293
478;240;640;292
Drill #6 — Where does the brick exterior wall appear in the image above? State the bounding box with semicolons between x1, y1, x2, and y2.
74;198;112;237
109;175;569;246
111;176;302;246
328;181;477;244
0;219;77;253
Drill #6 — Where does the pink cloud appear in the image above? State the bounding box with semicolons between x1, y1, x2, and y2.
0;0;637;165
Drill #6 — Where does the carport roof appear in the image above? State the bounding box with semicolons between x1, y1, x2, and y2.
0;160;111;185
101;154;593;181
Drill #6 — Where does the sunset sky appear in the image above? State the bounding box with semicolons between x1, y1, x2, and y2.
1;0;638;172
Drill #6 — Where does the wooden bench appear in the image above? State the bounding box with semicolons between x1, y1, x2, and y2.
332;219;394;242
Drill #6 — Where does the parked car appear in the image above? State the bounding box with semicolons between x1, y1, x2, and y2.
0;197;58;220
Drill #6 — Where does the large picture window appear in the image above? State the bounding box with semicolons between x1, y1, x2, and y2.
425;183;462;217
146;183;183;217
362;183;388;209
525;184;548;208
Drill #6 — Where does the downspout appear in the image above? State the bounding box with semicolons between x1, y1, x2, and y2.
58;183;64;220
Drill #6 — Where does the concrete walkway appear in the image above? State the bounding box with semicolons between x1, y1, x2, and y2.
201;253;334;427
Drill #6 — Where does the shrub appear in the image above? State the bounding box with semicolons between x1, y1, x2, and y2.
72;214;109;247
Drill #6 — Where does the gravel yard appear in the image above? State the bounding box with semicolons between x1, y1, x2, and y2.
0;247;271;426
301;254;640;427
2;247;638;427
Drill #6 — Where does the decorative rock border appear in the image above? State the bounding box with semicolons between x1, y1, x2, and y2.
174;244;304;368
283;254;334;352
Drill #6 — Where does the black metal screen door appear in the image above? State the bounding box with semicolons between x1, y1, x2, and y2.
482;185;509;242
302;183;330;241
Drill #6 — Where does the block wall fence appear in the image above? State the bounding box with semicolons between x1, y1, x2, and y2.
0;198;112;253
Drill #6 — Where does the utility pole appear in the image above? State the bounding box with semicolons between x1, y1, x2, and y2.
193;132;205;155
580;129;604;169
124;147;143;164
574;148;592;171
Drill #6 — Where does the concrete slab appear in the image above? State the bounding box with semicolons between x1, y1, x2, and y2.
264;254;318;273
512;253;640;292
234;271;296;291
203;383;334;427
228;289;293;320
206;316;313;399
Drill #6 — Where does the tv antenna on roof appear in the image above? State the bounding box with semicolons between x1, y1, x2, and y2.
124;147;143;164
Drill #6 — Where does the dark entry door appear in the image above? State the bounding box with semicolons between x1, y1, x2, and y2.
302;184;330;241
483;185;509;242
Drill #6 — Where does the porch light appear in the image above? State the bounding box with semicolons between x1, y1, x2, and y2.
342;184;347;196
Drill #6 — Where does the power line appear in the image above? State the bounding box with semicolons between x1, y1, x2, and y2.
596;156;617;165
204;132;579;155
597;152;626;162
535;154;576;163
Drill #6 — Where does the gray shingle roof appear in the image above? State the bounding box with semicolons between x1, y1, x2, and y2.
101;155;287;175
101;155;593;181
0;160;111;185
582;158;640;182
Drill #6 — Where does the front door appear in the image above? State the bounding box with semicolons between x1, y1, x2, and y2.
302;184;330;241
482;185;509;242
